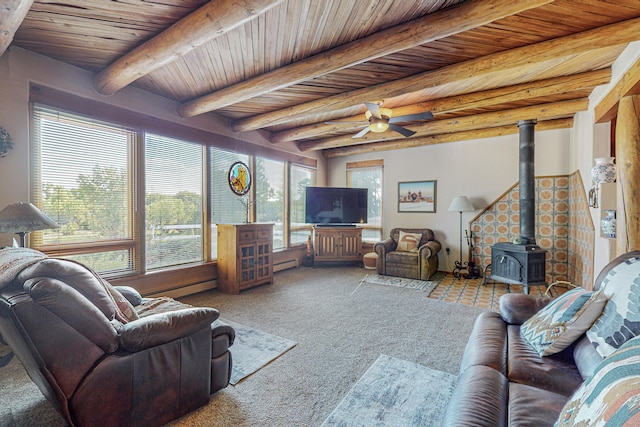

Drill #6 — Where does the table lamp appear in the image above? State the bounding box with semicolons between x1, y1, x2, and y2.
0;202;59;247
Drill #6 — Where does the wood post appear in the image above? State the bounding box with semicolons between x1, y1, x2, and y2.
615;95;640;252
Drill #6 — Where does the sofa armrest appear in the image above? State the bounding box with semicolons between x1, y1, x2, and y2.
499;293;552;325
418;240;441;258
119;307;218;352
374;238;396;256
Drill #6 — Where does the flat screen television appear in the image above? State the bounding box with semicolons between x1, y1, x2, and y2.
305;186;368;225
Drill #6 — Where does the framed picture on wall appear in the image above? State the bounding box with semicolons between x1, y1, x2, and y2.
398;180;437;213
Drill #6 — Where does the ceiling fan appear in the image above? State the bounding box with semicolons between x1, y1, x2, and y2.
326;102;434;138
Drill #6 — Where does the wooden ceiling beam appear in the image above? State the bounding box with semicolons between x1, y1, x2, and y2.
270;69;611;143
323;118;574;158
298;98;588;151
595;56;640;123
94;0;283;95
234;17;640;132
0;0;34;58
177;0;553;118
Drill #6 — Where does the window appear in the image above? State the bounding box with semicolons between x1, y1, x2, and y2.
255;157;285;249
145;133;204;269
32;105;135;274
289;164;316;245
347;160;383;242
31;97;317;279
210;148;249;259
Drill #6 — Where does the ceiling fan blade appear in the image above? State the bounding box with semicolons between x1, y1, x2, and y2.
389;111;434;123
352;127;371;138
365;102;382;119
324;121;369;125
389;123;416;137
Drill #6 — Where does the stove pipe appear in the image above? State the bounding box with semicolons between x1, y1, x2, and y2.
518;119;537;245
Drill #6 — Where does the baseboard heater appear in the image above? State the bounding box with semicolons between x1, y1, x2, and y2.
273;259;298;272
145;280;217;299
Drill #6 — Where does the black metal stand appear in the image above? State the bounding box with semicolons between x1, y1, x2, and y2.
452;212;481;280
453;260;481;279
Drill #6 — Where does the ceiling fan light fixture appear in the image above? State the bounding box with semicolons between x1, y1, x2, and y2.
369;120;389;133
365;107;392;133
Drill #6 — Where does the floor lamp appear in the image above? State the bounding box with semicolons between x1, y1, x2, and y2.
448;196;479;279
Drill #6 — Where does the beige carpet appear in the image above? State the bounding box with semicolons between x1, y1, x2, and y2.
1;266;486;426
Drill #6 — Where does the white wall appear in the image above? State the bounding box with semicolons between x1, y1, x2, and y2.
0;47;324;246
328;127;571;271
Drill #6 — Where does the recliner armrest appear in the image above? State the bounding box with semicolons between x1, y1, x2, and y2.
119;307;218;352
211;319;235;347
499;293;552;325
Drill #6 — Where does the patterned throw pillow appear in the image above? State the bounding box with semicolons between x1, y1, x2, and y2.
520;288;607;356
586;256;640;358
555;335;640;426
396;231;422;252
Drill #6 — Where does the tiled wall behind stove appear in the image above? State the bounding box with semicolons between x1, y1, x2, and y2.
470;172;594;288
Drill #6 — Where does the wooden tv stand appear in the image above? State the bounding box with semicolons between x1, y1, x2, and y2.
312;226;362;265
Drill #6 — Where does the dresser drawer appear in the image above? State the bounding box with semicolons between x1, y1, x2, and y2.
239;230;257;242
257;228;272;239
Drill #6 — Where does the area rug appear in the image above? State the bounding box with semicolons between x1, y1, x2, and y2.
321;354;457;426
223;319;297;385
355;274;437;295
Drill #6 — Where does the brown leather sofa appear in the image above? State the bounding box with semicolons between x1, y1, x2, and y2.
0;248;234;427
374;228;441;280
442;251;640;426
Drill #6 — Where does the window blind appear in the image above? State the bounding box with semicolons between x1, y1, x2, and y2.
145;133;204;269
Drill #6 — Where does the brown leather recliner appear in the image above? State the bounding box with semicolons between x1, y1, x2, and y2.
0;248;234;427
374;228;441;280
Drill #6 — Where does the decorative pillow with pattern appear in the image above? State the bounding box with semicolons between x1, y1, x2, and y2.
586;256;640;358
555;335;640;426
396;231;422;252
520;287;607;356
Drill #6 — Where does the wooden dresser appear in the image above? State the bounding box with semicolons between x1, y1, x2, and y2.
217;223;273;294
313;226;362;265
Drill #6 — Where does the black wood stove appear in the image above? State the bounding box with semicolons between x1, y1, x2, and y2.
485;120;548;294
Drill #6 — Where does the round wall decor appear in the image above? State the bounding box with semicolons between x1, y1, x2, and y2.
228;161;251;196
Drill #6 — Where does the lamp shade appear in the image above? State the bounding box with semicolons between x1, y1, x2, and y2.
448;196;475;213
0;202;59;233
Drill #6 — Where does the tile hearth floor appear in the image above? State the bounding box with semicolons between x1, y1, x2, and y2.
429;273;572;312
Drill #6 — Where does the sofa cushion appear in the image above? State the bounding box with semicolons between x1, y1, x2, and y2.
17;258;138;323
520;288;606;356
586;255;640;358
507;325;584;396
24;277;119;352
509;382;568;427
386;250;418;265
396;230;422;252
555;335;640;426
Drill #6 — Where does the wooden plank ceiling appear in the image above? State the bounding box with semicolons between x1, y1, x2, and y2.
6;0;640;158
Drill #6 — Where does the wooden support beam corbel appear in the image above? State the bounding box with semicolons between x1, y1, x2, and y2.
595;57;640;123
233;17;640;131
94;0;282;95
0;0;34;58
177;0;553;118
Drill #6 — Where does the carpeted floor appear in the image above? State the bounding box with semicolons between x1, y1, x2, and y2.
1;266;504;426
